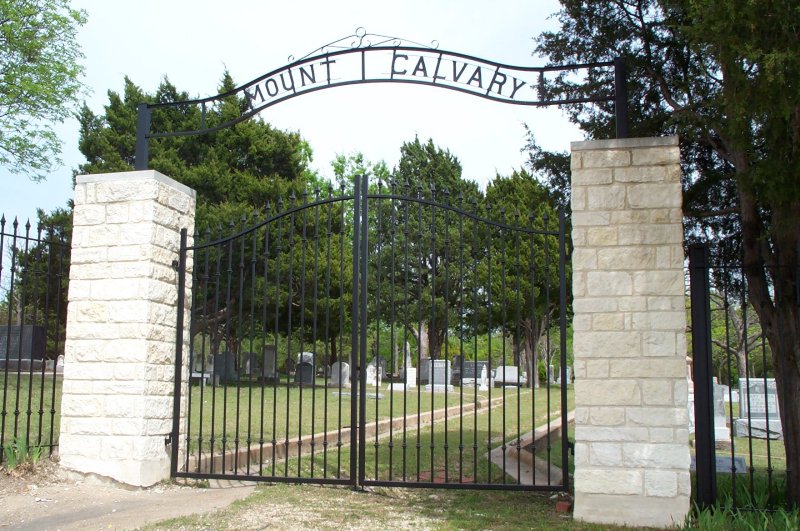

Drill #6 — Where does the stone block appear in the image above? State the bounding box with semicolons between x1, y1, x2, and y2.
614;165;669;183
574;492;689;528
597;247;656;270
575;469;642;495
627;183;682;209
586;226;618;246
590;442;623;466
580;149;632;169
575;379;641;406
633;270;684;296
587;272;632;296
575;167;613;185
631;146;680;166
587;185;626;210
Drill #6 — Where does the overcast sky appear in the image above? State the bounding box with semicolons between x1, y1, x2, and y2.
2;0;583;227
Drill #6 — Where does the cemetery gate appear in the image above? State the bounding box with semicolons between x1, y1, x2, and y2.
171;175;570;491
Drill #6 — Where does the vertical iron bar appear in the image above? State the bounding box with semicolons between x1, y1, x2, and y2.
358;175;369;486
374;182;382;480
246;210;259;475
13;221;32;439
222;220;235;474
528;213;537;485
544;214;552;484
416;184;423;482
297;192;308;475
135;103;151;170
322;187;333;477
350;175;362;487
500;208;508;484
311;189;321;477
272;201;284;477
388;181;397;481
514;213;522;484
259;209;270;475
284;196;296;478
234;215;247;472
401;185;411;481
613;57;629;139
472;199;479;482
443;188;451;483
0;219;11;463
429;185;436;480
209;225;223;474
558;212;569;490
458;192;465;483
486;204;493;484
688;244;717;509
171;228;188;477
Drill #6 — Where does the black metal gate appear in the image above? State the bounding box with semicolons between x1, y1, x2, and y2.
172;176;569;491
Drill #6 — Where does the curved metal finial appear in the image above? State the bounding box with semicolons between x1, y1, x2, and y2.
288;27;440;62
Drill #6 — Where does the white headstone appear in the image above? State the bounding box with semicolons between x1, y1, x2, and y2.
331;361;350;388
495;365;524;386
479;366;489;391
365;363;381;387
56;354;65;375
297;351;315;365
547;364;555;384
713;382;731;441
734;378;782;439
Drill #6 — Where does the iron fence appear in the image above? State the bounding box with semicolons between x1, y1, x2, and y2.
0;216;69;465
173;176;570;490
689;244;797;510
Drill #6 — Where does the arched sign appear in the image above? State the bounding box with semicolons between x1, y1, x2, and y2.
135;29;627;170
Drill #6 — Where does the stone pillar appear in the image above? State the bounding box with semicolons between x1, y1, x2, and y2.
570;137;690;528
59;171;195;487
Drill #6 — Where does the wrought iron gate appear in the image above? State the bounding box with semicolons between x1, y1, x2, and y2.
172;176;570;491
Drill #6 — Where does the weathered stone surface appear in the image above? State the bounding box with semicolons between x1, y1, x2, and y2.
61;171;196;488
572;137;688;528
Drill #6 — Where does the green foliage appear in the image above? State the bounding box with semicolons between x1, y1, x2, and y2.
2;436;43;471
534;0;800;504
0;0;87;180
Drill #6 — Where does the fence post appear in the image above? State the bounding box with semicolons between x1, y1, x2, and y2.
688;244;717;508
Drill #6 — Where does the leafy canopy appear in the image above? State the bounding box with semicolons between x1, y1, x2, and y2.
0;0;86;180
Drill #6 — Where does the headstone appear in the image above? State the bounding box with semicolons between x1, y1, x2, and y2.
56;354;65;375
565;366;572;385
479;365;489;391
260;346;277;380
242;352;256;375
419;357;430;384
375;356;387;379
713;381;731;441
399;345;413;380
388;366;417;392
297;351;315;365
294;361;315;386
547;364;556;384
451;354;463;383
461;360;489;387
425;359;453;393
734;378;782;439
690;455;747;474
495;365;525;387
0;325;46;360
213;352;237;384
330;361;350;388
365;363;381;387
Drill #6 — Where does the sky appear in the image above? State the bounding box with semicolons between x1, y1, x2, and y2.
1;0;584;227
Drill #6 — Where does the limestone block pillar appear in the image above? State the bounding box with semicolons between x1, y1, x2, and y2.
59;171;195;487
570;137;690;527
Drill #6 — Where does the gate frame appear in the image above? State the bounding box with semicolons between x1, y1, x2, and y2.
171;174;570;491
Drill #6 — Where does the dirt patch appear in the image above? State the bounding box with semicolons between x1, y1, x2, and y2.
0;459;254;530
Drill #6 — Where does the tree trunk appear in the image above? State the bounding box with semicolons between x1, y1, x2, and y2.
406;322;429;362
739;185;800;505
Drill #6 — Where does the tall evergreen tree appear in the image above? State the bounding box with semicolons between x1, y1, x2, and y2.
531;0;800;502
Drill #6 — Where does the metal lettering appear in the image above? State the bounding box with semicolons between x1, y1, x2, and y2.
467;66;483;88
433;53;445;82
243;84;265;109
452;61;468;82
411;56;428;77
509;77;527;99
280;71;296;93
487;69;507;96
265;78;279;97
391;51;408;77
299;65;316;87
320;57;336;84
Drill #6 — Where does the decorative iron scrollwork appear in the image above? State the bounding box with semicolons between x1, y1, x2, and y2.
289;27;440;62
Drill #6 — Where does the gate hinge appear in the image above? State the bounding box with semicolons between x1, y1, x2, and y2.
567;440;575;455
165;433;173;446
171;260;179;271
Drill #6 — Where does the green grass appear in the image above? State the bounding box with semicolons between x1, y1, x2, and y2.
182;380;572;482
146;482;620;531
244;385;572;483
0;372;61;461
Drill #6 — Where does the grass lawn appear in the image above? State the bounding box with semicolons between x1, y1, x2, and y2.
0;372;61;456
182;379;573;485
